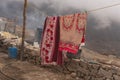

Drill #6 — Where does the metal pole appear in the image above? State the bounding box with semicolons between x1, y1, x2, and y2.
20;0;27;60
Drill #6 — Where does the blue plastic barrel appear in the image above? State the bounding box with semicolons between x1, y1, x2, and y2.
8;47;18;58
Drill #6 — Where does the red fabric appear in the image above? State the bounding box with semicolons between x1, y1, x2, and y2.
59;42;78;54
40;13;87;65
57;51;63;65
59;13;87;54
81;35;85;43
40;16;60;65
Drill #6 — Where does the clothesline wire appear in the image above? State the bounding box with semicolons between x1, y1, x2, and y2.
32;2;120;15
87;2;120;13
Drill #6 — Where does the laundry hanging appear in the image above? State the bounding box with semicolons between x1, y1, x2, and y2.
40;16;60;65
40;12;87;65
59;13;87;54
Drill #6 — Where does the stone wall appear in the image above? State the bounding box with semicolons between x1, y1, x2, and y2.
63;60;120;80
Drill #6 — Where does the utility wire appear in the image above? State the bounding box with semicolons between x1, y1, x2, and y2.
87;2;120;13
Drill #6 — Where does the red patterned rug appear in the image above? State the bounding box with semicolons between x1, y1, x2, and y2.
59;13;87;54
40;16;60;65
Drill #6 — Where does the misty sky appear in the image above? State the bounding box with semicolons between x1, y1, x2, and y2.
1;0;120;55
36;0;120;28
1;0;120;29
33;0;120;29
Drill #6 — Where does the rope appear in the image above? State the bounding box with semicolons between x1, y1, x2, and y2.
87;2;120;13
31;2;120;15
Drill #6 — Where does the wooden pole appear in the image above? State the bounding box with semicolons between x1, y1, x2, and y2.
13;17;17;34
20;0;27;60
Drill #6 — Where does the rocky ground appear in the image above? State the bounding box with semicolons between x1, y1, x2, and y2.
0;52;67;80
1;48;120;80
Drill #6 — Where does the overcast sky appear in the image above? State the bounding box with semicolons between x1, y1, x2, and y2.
1;0;120;29
1;0;120;54
32;0;120;28
30;0;120;15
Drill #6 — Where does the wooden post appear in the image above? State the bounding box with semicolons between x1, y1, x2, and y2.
13;17;17;34
20;0;27;60
4;23;7;31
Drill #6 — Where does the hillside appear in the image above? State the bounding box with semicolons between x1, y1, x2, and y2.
0;1;120;56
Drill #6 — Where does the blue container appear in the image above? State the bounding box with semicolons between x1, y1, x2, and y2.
8;47;18;58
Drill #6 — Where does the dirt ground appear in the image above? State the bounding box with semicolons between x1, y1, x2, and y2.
0;52;74;80
0;48;120;80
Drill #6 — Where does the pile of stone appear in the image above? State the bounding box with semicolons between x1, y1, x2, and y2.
0;31;40;65
50;59;120;80
24;45;41;65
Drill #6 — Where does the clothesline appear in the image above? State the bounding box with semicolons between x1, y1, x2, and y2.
87;2;120;13
33;2;120;16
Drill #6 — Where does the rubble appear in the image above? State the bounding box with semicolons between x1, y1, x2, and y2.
61;60;120;80
1;31;120;80
0;31;40;65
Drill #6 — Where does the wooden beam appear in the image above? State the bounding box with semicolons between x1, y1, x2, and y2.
20;0;27;60
13;17;18;34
